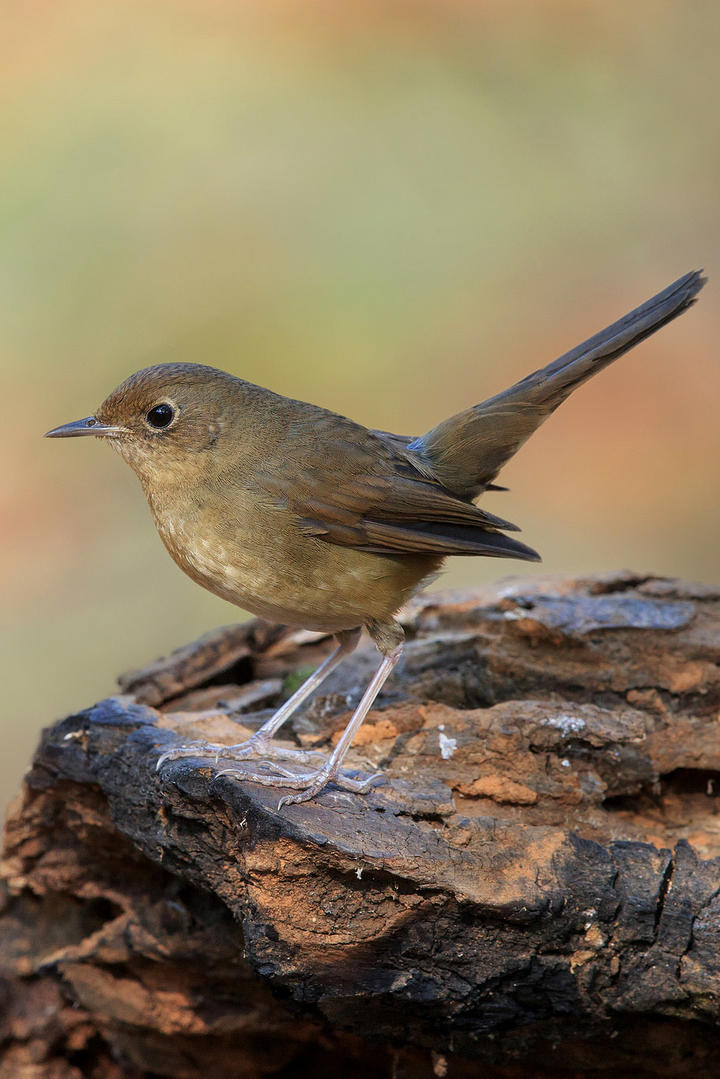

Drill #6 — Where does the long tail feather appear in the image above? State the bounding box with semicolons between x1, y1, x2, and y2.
412;270;706;497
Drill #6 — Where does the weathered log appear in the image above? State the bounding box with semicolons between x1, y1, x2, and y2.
2;572;720;1077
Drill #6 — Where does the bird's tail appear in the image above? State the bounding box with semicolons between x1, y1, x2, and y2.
411;270;706;498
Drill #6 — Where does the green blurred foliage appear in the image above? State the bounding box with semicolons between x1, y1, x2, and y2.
1;0;718;812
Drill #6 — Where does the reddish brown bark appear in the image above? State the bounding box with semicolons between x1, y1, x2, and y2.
2;572;720;1077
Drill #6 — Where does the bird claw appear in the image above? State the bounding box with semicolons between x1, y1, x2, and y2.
276;769;383;808
213;761;383;807
156;742;216;771
156;734;326;773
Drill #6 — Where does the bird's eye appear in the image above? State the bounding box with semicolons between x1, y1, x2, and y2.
145;403;175;430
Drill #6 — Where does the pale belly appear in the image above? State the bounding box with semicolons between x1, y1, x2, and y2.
148;496;437;632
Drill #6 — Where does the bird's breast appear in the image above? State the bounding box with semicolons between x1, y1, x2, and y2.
144;485;437;632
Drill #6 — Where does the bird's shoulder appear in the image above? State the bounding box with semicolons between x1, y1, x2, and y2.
252;398;428;495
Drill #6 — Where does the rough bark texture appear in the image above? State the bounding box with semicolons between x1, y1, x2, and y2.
2;572;720;1077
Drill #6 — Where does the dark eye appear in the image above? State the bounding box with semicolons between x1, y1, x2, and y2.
146;403;175;429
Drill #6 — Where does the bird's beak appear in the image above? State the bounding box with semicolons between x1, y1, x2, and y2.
44;416;125;439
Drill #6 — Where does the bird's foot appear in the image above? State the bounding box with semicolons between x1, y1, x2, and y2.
156;731;325;772
214;760;383;808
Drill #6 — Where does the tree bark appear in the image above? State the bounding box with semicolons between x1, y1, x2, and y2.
2;571;720;1078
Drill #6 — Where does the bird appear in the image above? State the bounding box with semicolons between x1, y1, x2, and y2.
46;269;705;807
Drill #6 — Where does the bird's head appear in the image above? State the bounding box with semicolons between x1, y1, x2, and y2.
45;363;243;486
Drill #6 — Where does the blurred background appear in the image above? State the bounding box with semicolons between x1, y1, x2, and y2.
1;0;718;814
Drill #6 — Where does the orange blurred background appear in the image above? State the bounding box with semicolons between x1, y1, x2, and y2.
2;0;718;813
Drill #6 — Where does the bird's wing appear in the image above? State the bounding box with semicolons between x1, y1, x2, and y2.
257;414;540;562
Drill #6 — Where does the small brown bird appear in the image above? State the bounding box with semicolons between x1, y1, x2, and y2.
47;270;705;806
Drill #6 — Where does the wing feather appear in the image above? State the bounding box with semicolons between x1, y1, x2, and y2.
255;414;540;563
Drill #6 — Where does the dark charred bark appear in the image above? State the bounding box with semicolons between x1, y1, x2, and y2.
2;572;720;1077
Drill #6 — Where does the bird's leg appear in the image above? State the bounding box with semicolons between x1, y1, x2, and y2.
217;619;404;807
156;627;361;770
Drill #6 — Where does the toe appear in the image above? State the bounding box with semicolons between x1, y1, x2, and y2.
156;744;211;770
277;785;322;809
